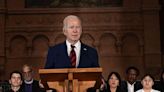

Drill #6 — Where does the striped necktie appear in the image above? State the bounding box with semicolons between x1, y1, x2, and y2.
70;45;76;68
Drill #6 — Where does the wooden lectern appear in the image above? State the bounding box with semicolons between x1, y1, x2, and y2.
39;68;102;92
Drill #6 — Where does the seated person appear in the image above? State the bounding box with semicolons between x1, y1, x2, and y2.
100;72;123;92
21;64;46;92
159;69;164;92
136;74;160;92
121;66;142;92
7;70;24;92
154;69;164;92
0;80;11;92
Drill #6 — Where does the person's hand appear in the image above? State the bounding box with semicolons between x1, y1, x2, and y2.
99;77;106;91
39;80;44;88
100;84;105;91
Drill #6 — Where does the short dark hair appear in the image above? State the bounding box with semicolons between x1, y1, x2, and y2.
141;74;155;82
9;70;23;80
126;66;140;76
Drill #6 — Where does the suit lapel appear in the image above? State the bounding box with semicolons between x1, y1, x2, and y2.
78;43;88;67
60;42;71;63
61;42;71;66
62;42;69;58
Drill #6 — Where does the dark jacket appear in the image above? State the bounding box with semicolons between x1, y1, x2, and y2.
6;87;24;92
99;81;124;92
45;42;99;68
100;86;123;92
22;80;45;92
153;81;164;92
121;81;142;92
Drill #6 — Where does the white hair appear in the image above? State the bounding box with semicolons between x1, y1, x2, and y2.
63;15;81;30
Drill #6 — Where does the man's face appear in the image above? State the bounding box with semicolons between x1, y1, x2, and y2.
9;73;22;87
127;69;138;84
22;66;33;81
63;18;82;44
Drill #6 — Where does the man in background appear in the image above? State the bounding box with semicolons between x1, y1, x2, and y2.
7;71;23;92
122;66;142;92
21;64;45;92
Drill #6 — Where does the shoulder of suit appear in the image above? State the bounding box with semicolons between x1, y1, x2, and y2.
121;80;127;84
81;43;96;50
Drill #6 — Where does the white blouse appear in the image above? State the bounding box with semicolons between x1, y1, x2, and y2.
136;89;160;92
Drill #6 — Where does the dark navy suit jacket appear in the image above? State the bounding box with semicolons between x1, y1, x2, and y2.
45;42;99;68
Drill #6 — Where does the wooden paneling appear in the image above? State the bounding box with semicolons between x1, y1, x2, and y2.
0;0;162;81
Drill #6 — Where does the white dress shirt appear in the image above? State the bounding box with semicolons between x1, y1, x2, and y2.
66;40;81;67
127;81;135;92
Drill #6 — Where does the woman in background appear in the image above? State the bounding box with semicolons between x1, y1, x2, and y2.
136;74;160;92
100;72;122;92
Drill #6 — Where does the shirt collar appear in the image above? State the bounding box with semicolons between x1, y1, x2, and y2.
127;81;136;85
66;40;81;49
24;79;33;84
